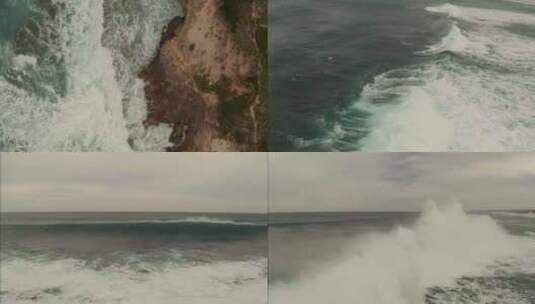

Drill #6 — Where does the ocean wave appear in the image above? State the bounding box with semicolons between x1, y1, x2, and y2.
416;23;471;55
425;3;535;26
0;217;266;239
0;256;267;304
175;216;265;226
1;217;265;227
494;211;535;218
354;3;535;151
271;201;535;304
289;3;535;152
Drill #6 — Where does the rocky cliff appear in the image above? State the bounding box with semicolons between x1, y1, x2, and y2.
140;0;267;151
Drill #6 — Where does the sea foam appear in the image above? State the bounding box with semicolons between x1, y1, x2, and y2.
0;256;267;304
356;4;535;151
0;0;181;151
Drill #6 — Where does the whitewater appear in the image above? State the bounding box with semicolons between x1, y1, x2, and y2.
270;202;535;304
356;2;535;151
1;254;267;304
0;0;181;151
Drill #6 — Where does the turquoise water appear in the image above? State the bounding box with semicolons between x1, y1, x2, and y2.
0;0;33;43
0;0;33;72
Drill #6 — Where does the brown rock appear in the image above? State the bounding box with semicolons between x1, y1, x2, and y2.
140;0;267;151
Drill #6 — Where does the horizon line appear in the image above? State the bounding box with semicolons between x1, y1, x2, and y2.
1;209;533;214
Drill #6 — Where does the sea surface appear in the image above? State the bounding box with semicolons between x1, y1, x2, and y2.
0;212;267;304
0;0;181;151
269;0;535;151
269;203;535;303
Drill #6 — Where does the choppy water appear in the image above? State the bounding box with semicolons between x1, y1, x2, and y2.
270;0;535;151
0;212;268;304
0;0;181;151
269;203;535;304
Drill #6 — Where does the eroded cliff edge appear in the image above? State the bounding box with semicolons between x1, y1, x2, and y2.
140;0;267;151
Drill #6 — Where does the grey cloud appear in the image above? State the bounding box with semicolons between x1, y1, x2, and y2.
270;153;535;212
1;153;267;213
2;153;533;213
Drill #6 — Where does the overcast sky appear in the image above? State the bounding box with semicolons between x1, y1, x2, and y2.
270;153;535;212
2;153;534;213
1;153;267;213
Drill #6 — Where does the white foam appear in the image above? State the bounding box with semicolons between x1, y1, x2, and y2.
418;21;490;58
426;3;535;26
426;3;465;19
11;55;37;70
1;0;181;151
357;86;454;151
0;257;266;304
271;201;535;304
35;0;132;151
0;78;55;151
357;4;535;151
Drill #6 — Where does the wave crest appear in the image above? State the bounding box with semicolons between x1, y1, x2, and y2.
356;3;535;151
417;24;470;55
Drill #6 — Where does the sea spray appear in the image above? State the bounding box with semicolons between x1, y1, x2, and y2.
271;201;532;304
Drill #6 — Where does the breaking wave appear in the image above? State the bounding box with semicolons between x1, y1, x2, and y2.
355;4;535;151
271;201;535;304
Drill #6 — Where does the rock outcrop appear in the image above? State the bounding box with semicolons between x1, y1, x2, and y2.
140;0;267;151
